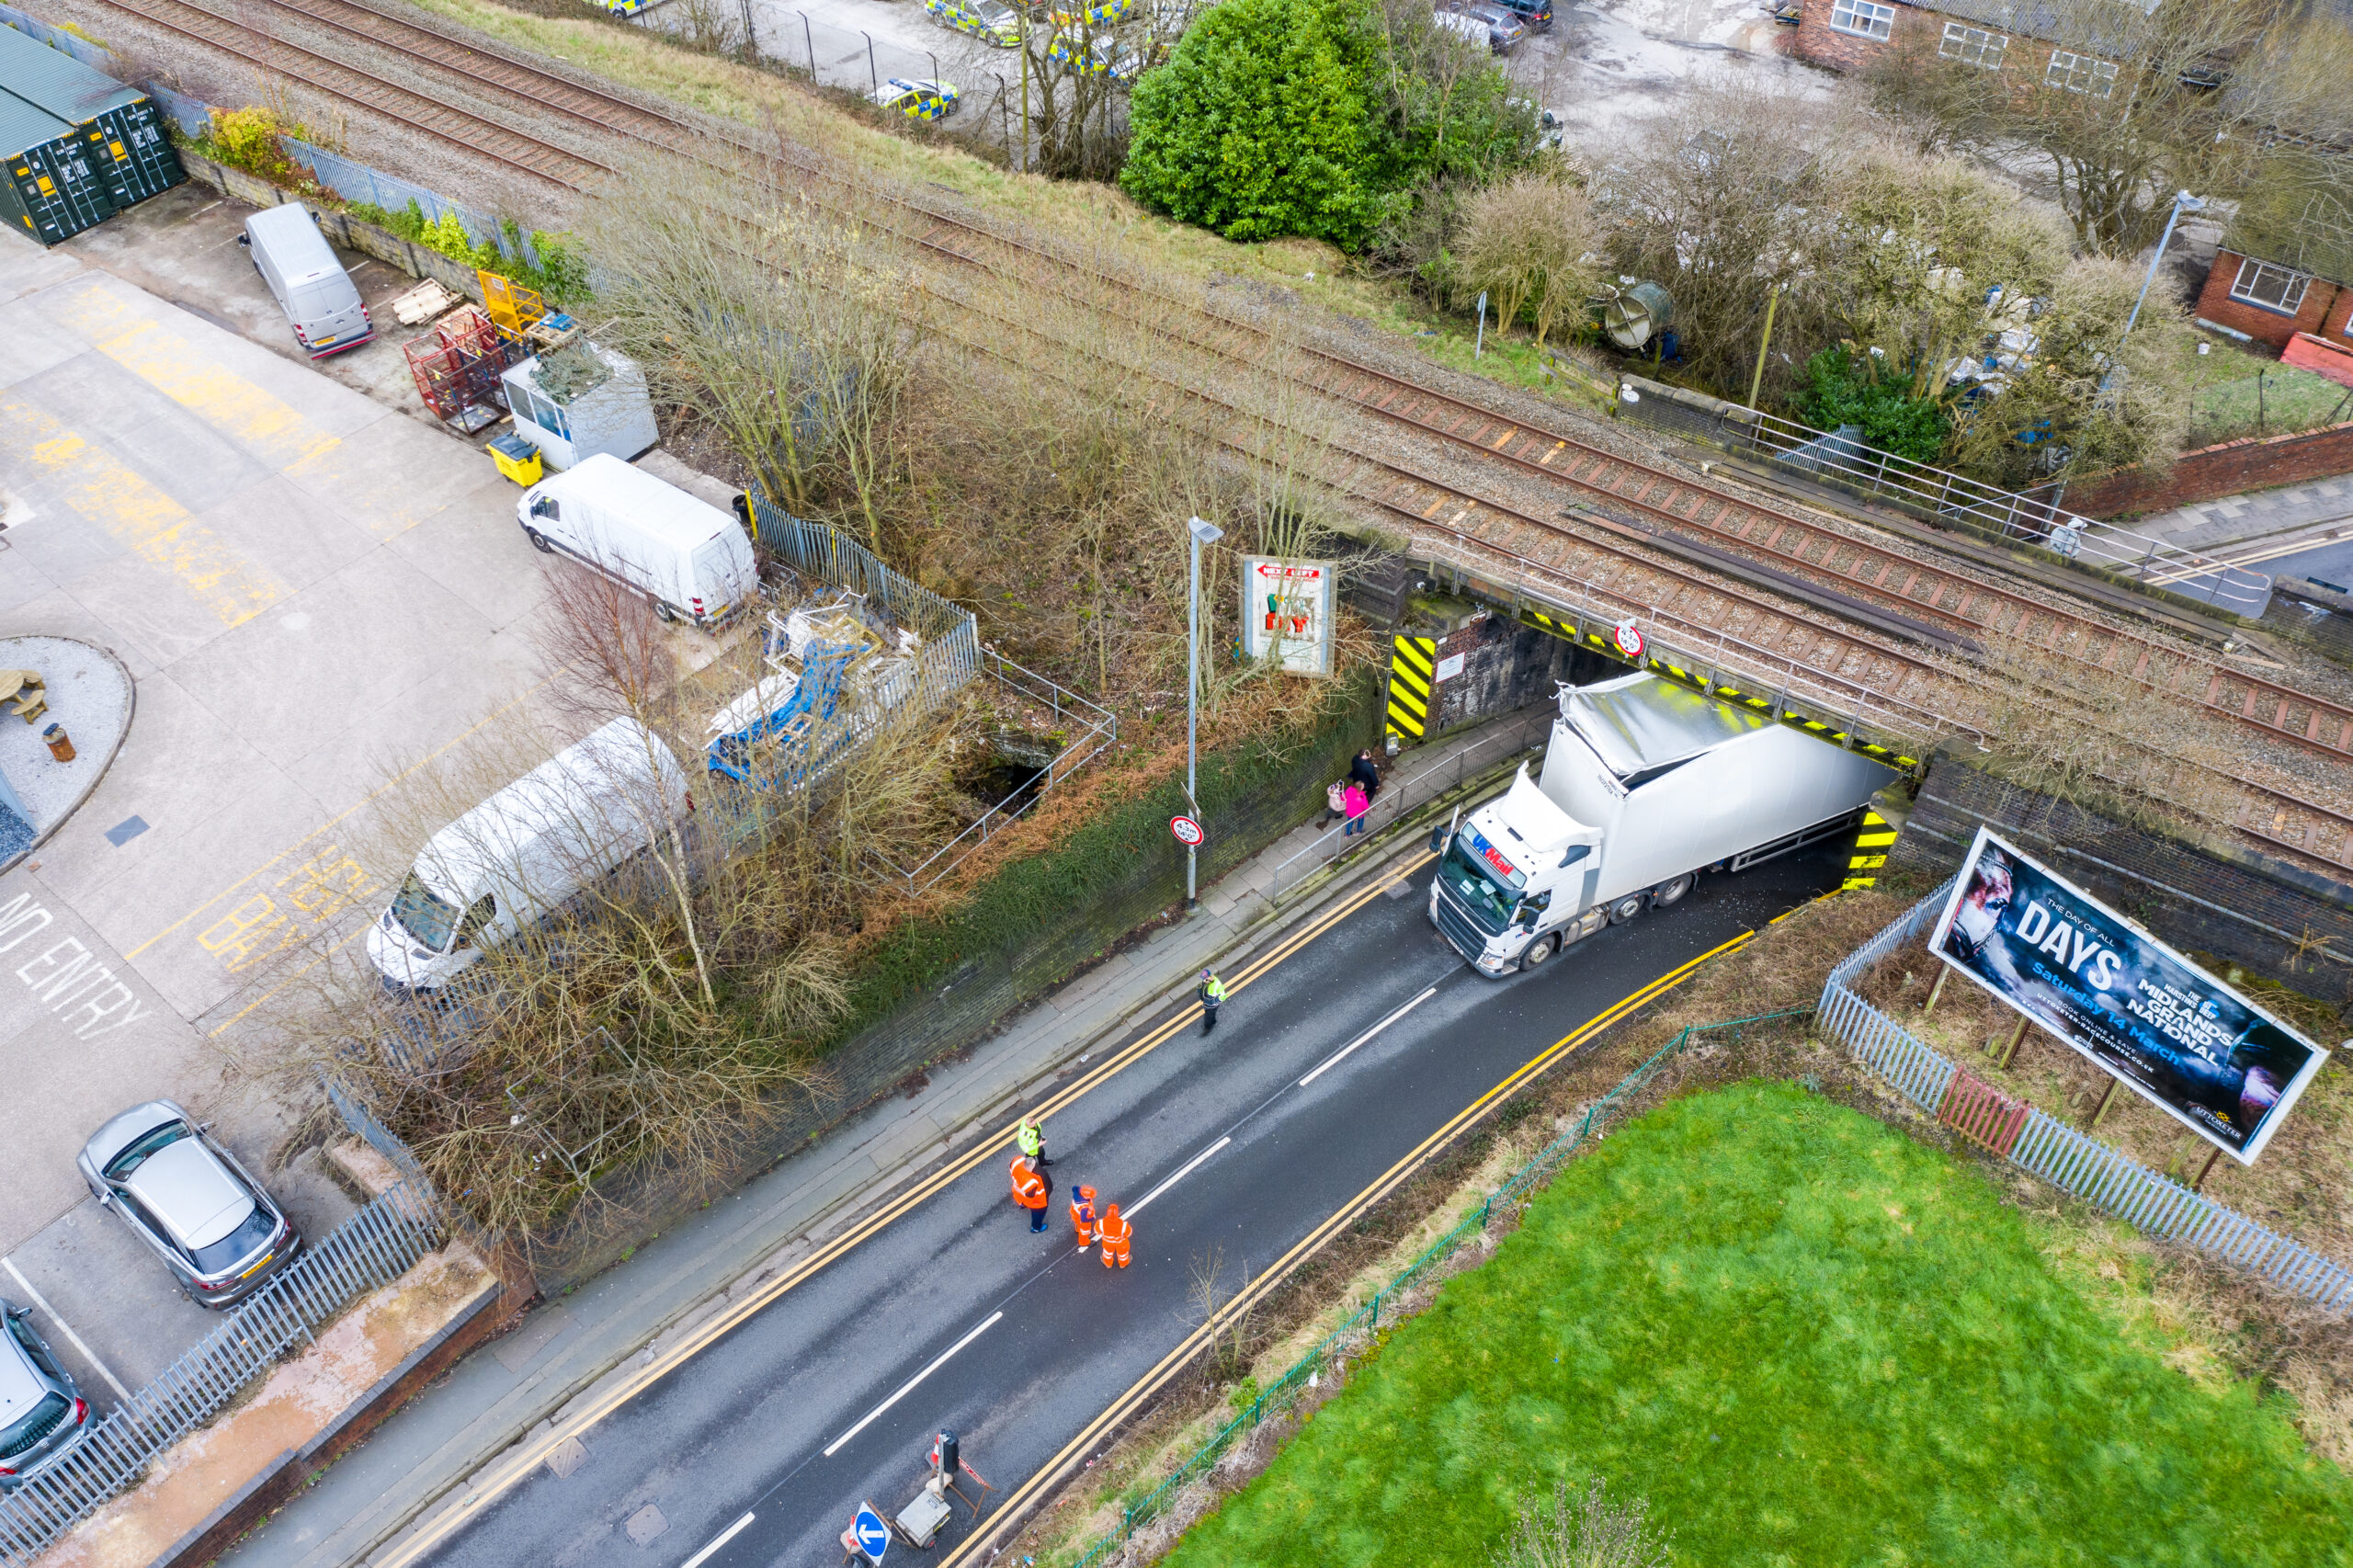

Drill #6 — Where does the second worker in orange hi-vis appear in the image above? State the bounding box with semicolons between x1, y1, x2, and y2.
1097;1202;1132;1268
1011;1155;1051;1233
1070;1185;1099;1249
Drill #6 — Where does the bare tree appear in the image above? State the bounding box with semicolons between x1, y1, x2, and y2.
581;152;925;543
1492;1476;1672;1568
1456;173;1605;347
1868;0;2353;256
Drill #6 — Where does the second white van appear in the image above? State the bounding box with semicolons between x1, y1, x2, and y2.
517;454;759;628
365;718;690;993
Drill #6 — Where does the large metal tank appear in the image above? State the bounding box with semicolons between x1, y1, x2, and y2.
1601;281;1676;351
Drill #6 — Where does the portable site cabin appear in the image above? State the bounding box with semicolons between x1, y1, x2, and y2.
0;25;183;235
500;339;659;472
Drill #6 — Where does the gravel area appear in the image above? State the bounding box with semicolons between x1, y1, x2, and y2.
0;636;133;842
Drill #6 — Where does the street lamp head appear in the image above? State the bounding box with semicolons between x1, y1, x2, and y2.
1188;516;1225;546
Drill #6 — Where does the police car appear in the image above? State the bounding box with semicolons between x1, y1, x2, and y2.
1046;28;1142;77
870;77;962;119
925;0;1020;45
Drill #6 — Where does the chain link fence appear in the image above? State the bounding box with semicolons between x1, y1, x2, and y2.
1819;881;2353;1312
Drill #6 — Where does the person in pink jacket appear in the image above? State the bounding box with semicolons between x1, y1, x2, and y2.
1343;779;1370;837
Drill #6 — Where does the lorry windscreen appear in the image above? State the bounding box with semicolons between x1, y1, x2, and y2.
1438;837;1518;934
391;871;461;952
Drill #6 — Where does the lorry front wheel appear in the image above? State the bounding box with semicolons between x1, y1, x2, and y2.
1518;933;1560;971
1652;872;1696;908
1607;892;1647;926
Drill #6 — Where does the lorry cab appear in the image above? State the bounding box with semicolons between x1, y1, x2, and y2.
1431;672;1897;975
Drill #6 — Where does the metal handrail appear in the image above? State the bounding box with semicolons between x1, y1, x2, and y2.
1727;405;2272;612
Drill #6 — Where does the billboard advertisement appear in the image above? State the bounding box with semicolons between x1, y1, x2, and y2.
1241;558;1335;676
1927;827;2329;1164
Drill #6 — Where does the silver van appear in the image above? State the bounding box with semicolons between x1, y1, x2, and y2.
238;202;373;359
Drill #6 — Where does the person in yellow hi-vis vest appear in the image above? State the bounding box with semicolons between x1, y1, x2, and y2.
1198;969;1228;1036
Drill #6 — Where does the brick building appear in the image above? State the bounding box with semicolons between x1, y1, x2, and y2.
1782;0;2141;89
2191;153;2353;353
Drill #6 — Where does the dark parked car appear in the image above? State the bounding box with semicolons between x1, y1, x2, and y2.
78;1101;301;1309
0;1302;88;1489
1492;0;1552;29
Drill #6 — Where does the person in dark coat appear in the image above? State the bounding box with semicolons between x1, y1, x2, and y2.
1349;749;1382;801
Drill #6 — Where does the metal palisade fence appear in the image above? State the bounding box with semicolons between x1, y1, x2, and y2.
1067;1009;1810;1568
0;1184;445;1562
1818;880;2353;1311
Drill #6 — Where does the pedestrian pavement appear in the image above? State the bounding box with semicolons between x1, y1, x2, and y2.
215;710;1534;1568
2131;474;2353;557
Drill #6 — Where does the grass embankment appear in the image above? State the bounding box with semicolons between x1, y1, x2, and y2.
1165;1079;2353;1568
398;0;1585;400
2183;339;2353;449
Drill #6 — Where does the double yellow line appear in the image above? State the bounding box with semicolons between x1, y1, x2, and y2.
939;923;1757;1566
375;856;1431;1568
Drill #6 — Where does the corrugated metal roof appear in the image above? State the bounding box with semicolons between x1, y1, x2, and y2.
0;23;140;124
0;85;74;161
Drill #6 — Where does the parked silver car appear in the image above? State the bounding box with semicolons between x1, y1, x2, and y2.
1;1302;88;1489
1454;0;1527;51
77;1102;300;1309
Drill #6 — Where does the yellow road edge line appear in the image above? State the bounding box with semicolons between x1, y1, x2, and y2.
372;857;1431;1568
938;925;1755;1566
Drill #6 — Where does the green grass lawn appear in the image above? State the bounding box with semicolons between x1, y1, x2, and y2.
2184;344;2353;448
1165;1082;2353;1568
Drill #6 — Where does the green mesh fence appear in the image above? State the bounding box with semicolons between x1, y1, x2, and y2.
1064;1006;1814;1567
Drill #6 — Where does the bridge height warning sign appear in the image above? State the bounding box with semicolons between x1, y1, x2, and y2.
1242;558;1335;676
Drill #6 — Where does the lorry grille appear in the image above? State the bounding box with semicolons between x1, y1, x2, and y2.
1430;886;1495;964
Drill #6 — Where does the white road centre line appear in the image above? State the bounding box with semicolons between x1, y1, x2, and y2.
1126;1136;1231;1221
677;1511;756;1568
2;1256;131;1401
824;1312;1004;1458
1299;986;1439;1087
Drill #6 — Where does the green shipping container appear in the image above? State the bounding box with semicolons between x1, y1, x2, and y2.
0;90;109;245
0;25;183;210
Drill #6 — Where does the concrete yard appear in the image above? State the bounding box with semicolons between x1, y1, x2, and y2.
0;200;555;1406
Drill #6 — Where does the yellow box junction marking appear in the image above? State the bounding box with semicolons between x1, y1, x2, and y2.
0;398;288;628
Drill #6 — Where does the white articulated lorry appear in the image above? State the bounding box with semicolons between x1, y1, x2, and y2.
1429;672;1899;976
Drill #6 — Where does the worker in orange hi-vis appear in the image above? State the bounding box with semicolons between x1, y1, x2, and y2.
1069;1184;1099;1249
1011;1154;1051;1233
1097;1201;1132;1269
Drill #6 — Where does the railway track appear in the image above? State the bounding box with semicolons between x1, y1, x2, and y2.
92;0;2353;870
91;0;613;183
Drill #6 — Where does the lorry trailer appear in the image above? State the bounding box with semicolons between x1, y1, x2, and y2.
1429;672;1897;975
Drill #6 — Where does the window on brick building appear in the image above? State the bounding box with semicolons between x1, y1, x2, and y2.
2044;50;2119;96
2230;257;2312;315
1939;22;2006;67
1829;0;1894;40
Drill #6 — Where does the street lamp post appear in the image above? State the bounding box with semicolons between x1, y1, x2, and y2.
2126;190;2206;337
1186;515;1224;910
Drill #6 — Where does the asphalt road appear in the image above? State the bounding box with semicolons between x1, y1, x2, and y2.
420;839;1846;1568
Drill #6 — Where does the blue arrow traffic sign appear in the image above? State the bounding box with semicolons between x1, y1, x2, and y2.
854;1507;889;1561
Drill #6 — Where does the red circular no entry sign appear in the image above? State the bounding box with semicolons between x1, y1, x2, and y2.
1171;815;1204;846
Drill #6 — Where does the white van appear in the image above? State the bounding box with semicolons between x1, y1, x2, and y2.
365;718;690;993
238;202;372;358
517;454;759;628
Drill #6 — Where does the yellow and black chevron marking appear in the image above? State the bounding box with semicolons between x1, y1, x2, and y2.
1517;608;1922;774
1387;635;1438;738
1843;809;1900;891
